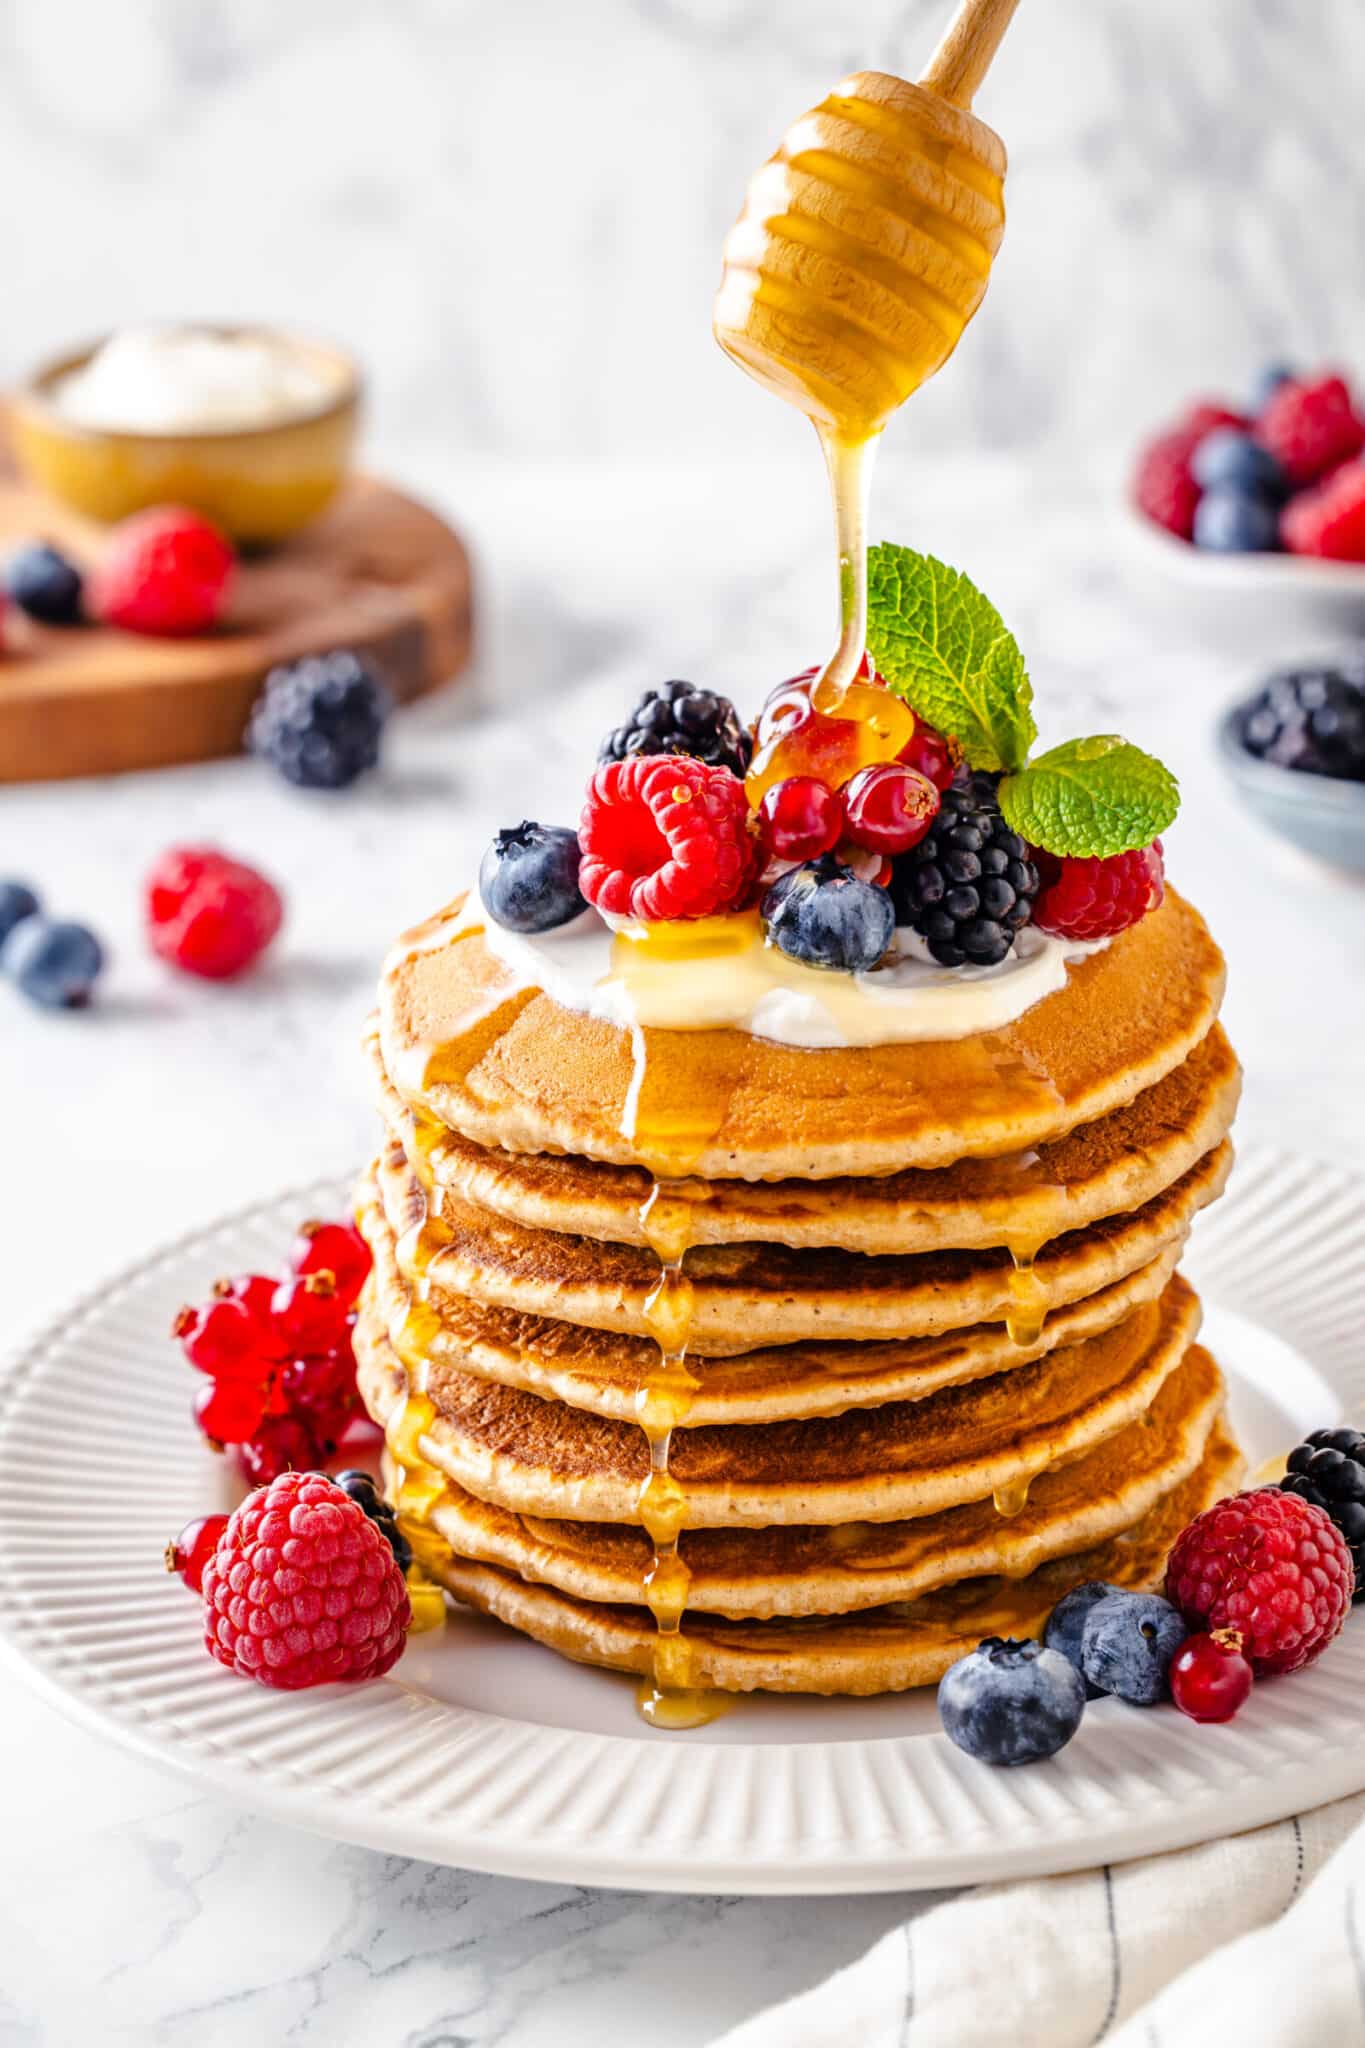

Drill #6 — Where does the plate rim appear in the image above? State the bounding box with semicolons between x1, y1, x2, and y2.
2;1147;1363;1896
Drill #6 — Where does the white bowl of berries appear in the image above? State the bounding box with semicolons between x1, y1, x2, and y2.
1125;365;1365;635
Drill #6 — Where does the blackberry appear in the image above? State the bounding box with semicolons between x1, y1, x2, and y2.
890;770;1039;967
1281;1427;1365;1603
1240;664;1365;779
248;650;391;790
599;680;751;779
3;541;84;624
334;1469;413;1574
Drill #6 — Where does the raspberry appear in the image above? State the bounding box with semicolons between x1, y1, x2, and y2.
174;1297;278;1381
599;680;751;780
1032;840;1165;943
757;776;844;861
1255;373;1365;486
201;1471;411;1689
165;1513;230;1595
1169;1629;1254;1724
842;761;939;856
92;505;234;636
146;844;283;980
1132;427;1202;539
233;1417;322;1489
579;754;758;920
290;1219;372;1306
1184;401;1249;437
270;1271;348;1354
1282;459;1365;561
1166;1488;1354;1675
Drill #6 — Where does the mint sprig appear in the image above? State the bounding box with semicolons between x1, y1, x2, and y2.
865;545;1180;860
866;545;1036;774
998;738;1179;858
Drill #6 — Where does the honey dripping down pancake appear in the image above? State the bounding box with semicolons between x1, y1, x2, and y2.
370;1338;1225;1620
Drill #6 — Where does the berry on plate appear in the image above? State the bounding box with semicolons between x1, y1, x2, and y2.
1191;429;1287;499
890;771;1039;967
4;541;84;624
1079;1590;1187;1706
1281;459;1365;561
165;1514;230;1595
201;1471;411;1689
1192;488;1281;553
92;505;235;635
479;822;585;934
233;1416;322;1489
842;760;939;856
757;776;844;862
1281;1427;1365;1602
1254;372;1365;485
0;881;41;948
1169;1629;1254;1724
762;854;895;972
579;754;757;921
1042;1578;1123;1697
248;650;390;790
290;1219;373;1306
146;844;283;980
1240;665;1365;778
334;1468;414;1573
1166;1487;1355;1675
599;680;751;780
193;1375;269;1447
270;1271;349;1355
938;1636;1086;1766
1;916;104;1009
174;1296;279;1380
1032;841;1164;943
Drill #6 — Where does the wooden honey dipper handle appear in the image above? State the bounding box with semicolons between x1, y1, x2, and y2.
919;0;1021;108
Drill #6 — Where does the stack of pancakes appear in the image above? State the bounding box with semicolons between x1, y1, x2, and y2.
356;888;1242;1704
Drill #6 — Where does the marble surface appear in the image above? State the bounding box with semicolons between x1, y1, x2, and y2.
3;443;1365;2043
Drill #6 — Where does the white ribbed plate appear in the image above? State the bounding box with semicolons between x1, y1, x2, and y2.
1;1144;1363;1895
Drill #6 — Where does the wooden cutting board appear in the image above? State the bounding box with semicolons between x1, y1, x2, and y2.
0;456;473;784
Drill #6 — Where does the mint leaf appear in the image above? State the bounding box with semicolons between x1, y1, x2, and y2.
998;736;1179;858
866;544;1037;773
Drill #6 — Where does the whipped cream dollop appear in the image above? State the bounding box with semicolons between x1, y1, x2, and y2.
53;327;343;433
445;899;1106;1051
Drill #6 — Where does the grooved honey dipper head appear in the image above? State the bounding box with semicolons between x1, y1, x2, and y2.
713;70;1007;440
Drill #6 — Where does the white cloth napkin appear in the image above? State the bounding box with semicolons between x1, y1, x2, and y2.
711;1794;1365;2048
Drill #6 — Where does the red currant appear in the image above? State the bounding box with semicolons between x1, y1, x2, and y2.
233;1416;321;1488
174;1299;274;1382
212;1273;282;1334
270;1271;348;1355
898;714;961;793
193;1375;268;1447
757;776;844;861
1169;1628;1254;1724
842;761;939;855
290;1219;372;1306
164;1513;229;1594
278;1348;359;1440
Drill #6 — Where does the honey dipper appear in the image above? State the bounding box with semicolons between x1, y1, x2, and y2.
713;0;1021;441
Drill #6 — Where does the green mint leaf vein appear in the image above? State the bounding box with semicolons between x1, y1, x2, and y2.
998;736;1180;859
865;544;1037;774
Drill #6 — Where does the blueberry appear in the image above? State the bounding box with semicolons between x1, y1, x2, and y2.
938;1636;1086;1766
2;916;104;1009
480;822;585;934
1080;1591;1187;1706
763;855;895;972
1191;429;1287;499
1250;362;1295;413
3;541;84;625
333;1469;412;1572
1192;488;1281;553
1043;1579;1124;1698
248;650;391;790
0;881;41;947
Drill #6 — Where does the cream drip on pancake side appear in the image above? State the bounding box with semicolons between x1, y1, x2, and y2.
429;897;1106;1052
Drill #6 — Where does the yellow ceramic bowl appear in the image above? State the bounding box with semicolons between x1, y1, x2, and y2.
9;330;362;546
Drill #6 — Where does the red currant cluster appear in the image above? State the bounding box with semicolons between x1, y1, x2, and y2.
174;1217;377;1485
751;664;958;879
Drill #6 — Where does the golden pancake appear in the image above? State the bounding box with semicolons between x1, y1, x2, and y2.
420;1410;1243;1693
382;1340;1223;1618
369;1138;1231;1354
367;1020;1241;1256
377;889;1225;1178
358;1175;1184;1423
354;1274;1201;1527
